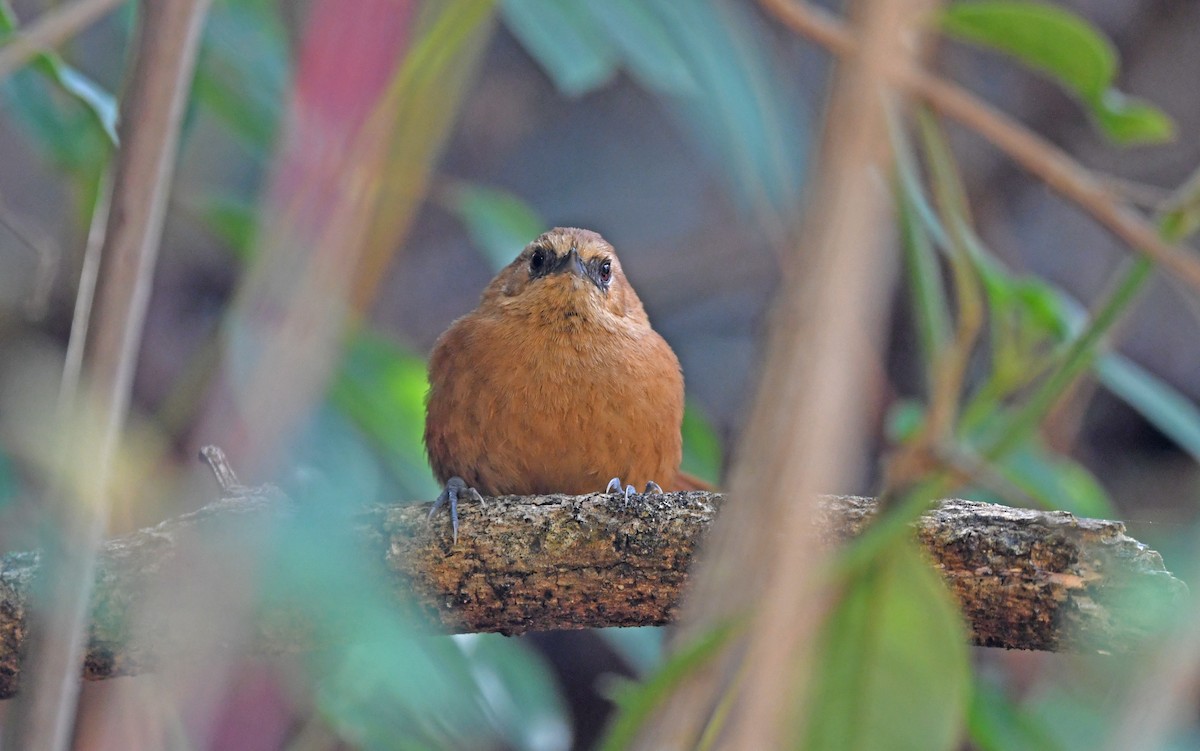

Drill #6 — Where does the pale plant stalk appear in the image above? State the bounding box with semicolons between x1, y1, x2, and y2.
636;0;931;746
3;1;211;749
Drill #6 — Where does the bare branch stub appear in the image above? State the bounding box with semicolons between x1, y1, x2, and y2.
0;492;1186;698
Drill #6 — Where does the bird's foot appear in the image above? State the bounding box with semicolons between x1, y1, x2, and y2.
606;477;664;505
429;476;483;543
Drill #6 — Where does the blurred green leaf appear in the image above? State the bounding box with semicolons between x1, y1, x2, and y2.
885;399;927;444
597;626;664;676
330;330;440;500
1159;167;1200;242
500;0;619;96
456;634;572;751
1090;90;1175;145
0;1;118;145
968;675;1064;751
0;447;16;511
356;0;496;307
501;0;807;219
190;193;257;261
443;182;544;272
647;0;807;218
680;402;720;486
894;158;951;379
803;539;970;751
597;619;739;751
940;2;1174;144
193;0;289;150
1097;354;1200;463
0;10;114;186
995;441;1114;517
1024;685;1111;751
578;0;696;94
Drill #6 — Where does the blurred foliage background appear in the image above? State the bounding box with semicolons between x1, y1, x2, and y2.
0;0;1198;749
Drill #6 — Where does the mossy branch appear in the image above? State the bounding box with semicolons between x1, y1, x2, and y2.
0;489;1184;698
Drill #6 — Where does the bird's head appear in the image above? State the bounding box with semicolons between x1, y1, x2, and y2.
482;227;648;326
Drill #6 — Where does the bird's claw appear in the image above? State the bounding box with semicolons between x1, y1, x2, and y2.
430;476;483;543
607;477;665;504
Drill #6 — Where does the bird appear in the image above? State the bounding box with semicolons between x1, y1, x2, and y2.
424;227;706;540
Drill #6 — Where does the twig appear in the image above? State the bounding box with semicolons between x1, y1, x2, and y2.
0;0;126;83
0;490;1183;699
758;0;1200;292
4;2;212;749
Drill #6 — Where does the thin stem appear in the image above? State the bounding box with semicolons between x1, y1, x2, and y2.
758;0;1200;292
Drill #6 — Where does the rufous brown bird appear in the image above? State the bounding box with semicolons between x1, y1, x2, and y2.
424;227;706;539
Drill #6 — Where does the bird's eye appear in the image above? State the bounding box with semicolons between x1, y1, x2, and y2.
529;248;547;274
599;259;612;285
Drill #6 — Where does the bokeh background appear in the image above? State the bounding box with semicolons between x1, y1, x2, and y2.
0;0;1197;749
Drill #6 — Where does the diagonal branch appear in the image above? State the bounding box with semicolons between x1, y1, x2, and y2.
0;490;1184;699
0;0;126;82
759;0;1200;291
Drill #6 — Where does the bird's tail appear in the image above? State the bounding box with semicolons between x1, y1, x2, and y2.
671;470;715;492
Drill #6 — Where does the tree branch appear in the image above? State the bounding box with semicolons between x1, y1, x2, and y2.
758;0;1200;292
0;490;1184;698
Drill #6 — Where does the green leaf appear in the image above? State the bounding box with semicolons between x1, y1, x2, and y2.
1096;354;1200;463
500;0;619;96
940;2;1174;145
994;441;1114;517
330;330;440;500
1090;90;1175;144
968;676;1064;751
645;0;808;217
190;193;258;261
578;0;696;95
596;619;740;751
894;160;952;379
803;539;971;751
193;0;289;149
942;2;1114;97
443;183;544;272
680;402;721;486
0;1;119;145
1159;167;1200;242
456;634;572;751
885;399;927;443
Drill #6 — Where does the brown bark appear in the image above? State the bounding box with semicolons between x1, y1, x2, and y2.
0;490;1184;698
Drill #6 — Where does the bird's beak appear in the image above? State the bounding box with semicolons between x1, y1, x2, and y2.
553;248;587;278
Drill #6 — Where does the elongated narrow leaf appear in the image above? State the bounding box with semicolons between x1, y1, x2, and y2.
193;0;289;150
0;1;118;145
1097;354;1200;463
996;441;1114;517
803;539;970;750
578;0;696;95
500;0;618;96
646;0;808;219
941;2;1173;144
597;620;740;751
354;0;497;310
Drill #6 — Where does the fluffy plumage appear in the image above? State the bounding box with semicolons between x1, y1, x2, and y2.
424;227;690;496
